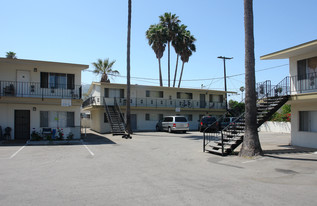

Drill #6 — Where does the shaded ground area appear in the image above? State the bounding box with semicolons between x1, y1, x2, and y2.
0;139;27;146
81;129;116;145
0;130;317;205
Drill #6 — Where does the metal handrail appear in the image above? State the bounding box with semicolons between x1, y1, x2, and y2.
0;80;82;99
103;97;113;127
114;97;127;130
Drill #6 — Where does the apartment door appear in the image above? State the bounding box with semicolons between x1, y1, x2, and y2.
200;94;206;108
15;110;30;139
17;70;31;96
130;114;137;131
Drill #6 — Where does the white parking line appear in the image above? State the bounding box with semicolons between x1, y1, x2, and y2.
82;143;94;156
9;144;26;159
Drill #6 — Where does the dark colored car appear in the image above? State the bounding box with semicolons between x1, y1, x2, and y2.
220;117;238;129
156;119;163;131
198;116;219;132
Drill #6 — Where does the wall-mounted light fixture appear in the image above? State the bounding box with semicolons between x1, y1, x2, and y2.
33;107;36;111
34;68;37;72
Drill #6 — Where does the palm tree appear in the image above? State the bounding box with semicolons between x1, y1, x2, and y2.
172;24;187;87
159;12;180;87
92;58;119;83
240;86;245;101
125;0;132;137
239;0;263;157
146;24;167;86
6;51;17;59
178;31;196;88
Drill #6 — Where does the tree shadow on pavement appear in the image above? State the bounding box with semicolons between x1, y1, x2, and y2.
263;146;317;162
82;133;116;145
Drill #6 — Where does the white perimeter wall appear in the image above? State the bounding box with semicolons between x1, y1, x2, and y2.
259;121;291;133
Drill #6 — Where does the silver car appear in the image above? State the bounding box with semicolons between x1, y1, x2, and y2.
161;116;189;133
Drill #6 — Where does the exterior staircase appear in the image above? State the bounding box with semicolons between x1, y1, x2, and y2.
104;98;126;135
203;77;291;155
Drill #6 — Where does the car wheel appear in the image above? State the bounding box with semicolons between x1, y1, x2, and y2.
168;127;172;133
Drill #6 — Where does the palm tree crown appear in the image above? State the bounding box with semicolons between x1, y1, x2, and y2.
146;24;167;86
178;30;196;88
159;12;181;87
6;51;17;59
92;58;119;83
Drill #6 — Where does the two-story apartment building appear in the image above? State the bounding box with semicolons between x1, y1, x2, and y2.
261;39;317;148
0;58;88;140
82;82;233;133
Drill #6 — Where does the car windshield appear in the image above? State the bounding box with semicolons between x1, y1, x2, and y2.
175;117;187;122
202;117;216;124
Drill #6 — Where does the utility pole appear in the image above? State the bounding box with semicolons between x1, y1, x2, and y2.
217;56;233;111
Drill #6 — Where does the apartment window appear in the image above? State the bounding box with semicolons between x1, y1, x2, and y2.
104;113;108;123
146;90;163;98
40;111;49;127
209;94;213;102
67;112;75;127
299;111;317;132
40;72;74;89
176;92;193;99
40;111;75;128
105;88;124;98
145;113;150;121
185;114;193;121
297;57;317;80
219;95;224;103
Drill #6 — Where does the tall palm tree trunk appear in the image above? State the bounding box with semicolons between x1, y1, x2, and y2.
158;58;163;86
239;0;262;156
173;54;179;87
126;0;132;136
178;61;185;88
168;42;171;87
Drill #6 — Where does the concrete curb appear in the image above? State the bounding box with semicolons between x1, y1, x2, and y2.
27;139;83;145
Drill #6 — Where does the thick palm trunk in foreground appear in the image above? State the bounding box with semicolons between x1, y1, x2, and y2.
239;0;262;157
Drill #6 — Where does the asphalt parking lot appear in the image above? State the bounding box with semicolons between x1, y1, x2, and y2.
1;130;317;206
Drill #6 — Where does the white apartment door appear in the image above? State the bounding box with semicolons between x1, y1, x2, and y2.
17;70;31;96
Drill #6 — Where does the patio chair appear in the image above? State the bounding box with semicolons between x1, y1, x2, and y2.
42;128;52;138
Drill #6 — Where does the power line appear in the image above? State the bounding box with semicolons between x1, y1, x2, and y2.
83;64;288;82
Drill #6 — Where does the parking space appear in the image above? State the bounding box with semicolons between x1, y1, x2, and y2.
0;130;317;205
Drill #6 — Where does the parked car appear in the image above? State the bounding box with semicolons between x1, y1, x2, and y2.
161;116;189;133
198;116;219;132
156;119;163;131
220;117;238;129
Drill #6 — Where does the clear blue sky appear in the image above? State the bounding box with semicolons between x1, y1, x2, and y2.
1;0;317;101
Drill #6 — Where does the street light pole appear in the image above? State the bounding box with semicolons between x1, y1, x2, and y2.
218;56;233;111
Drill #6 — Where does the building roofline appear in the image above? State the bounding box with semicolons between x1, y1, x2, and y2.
0;58;89;70
90;82;236;94
260;39;317;60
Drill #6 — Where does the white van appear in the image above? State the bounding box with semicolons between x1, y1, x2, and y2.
161;116;189;133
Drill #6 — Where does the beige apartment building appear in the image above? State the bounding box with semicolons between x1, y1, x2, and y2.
0;58;88;140
261;39;317;148
82;82;233;133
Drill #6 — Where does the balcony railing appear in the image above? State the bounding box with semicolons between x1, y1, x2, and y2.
256;72;317;98
82;96;226;110
0;81;82;99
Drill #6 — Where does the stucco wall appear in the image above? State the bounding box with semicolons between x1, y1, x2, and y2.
291;101;317;148
0;102;81;139
0;60;83;85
